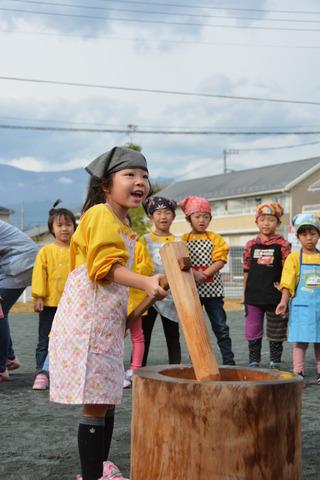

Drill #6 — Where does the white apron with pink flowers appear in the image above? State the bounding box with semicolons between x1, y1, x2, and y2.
49;235;135;405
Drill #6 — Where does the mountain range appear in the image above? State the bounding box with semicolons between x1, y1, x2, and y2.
0;164;171;229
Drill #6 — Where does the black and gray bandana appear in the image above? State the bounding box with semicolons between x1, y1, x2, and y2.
144;196;177;215
85;146;148;178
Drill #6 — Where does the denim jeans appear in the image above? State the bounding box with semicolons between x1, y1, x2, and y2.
35;306;57;372
0;287;25;372
200;297;235;365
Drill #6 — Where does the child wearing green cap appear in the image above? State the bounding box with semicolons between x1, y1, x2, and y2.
276;214;320;382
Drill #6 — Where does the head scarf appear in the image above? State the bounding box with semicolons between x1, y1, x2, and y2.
179;196;212;217
256;203;283;220
144;196;177;215
292;213;320;233
85;146;148;178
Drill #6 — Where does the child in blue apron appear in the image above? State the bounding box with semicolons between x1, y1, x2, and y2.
276;213;320;382
180;195;235;365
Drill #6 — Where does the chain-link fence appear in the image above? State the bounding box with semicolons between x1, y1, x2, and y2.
18;247;245;303
221;246;244;299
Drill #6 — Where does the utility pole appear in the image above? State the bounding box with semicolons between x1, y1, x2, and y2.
20;202;24;231
127;124;138;143
223;149;239;173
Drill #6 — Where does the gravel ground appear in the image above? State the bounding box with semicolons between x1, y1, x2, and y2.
0;311;319;479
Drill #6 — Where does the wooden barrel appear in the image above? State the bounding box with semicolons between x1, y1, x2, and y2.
130;365;303;480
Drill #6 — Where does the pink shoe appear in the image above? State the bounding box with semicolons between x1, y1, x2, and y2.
32;373;49;390
0;369;9;382
102;461;129;479
6;357;21;371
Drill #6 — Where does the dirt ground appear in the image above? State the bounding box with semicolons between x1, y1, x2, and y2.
1;311;319;479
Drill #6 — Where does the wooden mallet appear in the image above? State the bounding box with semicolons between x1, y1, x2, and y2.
160;242;221;381
126;255;192;329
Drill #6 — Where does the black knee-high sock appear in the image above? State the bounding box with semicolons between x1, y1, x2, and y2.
104;408;115;461
78;416;105;480
269;341;283;363
248;339;262;363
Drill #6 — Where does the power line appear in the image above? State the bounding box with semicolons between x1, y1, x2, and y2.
2;28;320;50
1;75;320;107
4;114;320;131
8;0;320;24
2;123;320;135
98;0;320;16
237;139;320;151
2;7;320;32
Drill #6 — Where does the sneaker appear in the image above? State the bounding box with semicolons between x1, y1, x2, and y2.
32;373;49;390
270;361;281;370
317;373;320;385
0;369;9;382
75;476;83;480
125;369;133;380
6;357;21;371
249;361;260;368
123;377;132;389
223;360;236;366
102;461;129;479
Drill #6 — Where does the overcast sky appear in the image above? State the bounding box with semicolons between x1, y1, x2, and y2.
1;0;320;181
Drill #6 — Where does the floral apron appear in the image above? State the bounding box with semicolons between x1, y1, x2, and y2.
288;250;320;343
49;235;135;405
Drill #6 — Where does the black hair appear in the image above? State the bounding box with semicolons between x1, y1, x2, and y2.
82;175;114;214
48;199;77;236
297;225;320;236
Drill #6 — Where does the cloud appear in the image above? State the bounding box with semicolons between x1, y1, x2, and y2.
0;0;319;182
58;176;73;184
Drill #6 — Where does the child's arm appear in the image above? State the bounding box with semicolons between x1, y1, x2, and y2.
275;252;298;316
106;263;167;300
34;298;44;312
203;233;228;278
192;269;207;284
275;288;290;316
203;260;225;278
32;248;47;312
242;240;253;302
242;272;248;304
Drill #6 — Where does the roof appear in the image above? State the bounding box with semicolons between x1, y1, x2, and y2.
309;179;320;191
159;157;320;202
24;224;51;238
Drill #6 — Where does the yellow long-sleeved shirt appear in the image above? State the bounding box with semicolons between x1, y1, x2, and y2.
127;240;154;315
280;249;320;297
70;204;134;282
181;231;229;263
32;243;70;306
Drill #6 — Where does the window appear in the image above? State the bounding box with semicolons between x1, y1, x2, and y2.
302;204;320;214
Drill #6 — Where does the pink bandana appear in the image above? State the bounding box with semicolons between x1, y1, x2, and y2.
179;196;212;217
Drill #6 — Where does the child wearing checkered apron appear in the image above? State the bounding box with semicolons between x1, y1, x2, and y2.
49;147;167;480
140;196;181;366
180;196;235;365
243;203;291;369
